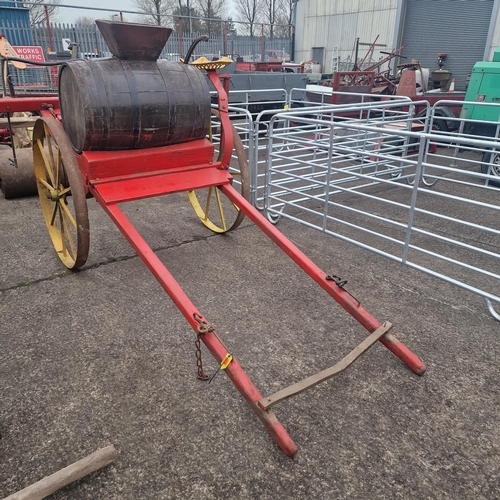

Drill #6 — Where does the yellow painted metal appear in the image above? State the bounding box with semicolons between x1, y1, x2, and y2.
188;56;233;70
33;118;89;269
187;111;250;233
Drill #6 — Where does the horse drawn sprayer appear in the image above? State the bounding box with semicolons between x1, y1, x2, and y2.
0;21;425;457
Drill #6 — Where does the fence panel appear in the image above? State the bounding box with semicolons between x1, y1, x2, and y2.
262;104;500;320
30;23;290;63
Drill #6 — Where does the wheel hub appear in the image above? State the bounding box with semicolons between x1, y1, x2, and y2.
49;188;60;201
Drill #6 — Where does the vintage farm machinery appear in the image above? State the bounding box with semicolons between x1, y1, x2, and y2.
1;21;425;457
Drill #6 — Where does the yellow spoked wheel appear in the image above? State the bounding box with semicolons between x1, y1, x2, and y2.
33;117;89;270
187;110;250;233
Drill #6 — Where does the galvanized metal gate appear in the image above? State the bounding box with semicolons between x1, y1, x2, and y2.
220;92;500;321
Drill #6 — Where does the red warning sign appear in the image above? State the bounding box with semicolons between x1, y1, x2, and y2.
12;46;45;65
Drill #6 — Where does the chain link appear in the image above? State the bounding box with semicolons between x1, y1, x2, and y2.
193;312;214;381
195;334;209;381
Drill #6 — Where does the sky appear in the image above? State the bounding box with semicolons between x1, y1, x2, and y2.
56;0;235;24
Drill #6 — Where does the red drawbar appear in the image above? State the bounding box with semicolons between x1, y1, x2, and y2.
93;197;298;457
220;183;426;377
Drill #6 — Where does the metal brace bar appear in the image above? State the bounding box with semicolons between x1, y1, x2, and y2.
257;321;393;411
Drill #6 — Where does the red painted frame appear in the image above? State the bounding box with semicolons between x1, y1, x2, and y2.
84;62;425;452
90;174;424;458
2;70;425;457
0;96;59;114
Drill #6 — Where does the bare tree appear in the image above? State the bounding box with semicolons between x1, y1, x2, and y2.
262;0;277;39
234;0;261;37
132;0;175;26
73;16;96;26
194;0;226;36
274;0;293;38
261;0;292;39
172;4;203;33
23;0;61;26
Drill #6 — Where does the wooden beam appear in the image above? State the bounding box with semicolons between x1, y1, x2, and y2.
258;322;393;410
0;117;38;129
2;445;118;500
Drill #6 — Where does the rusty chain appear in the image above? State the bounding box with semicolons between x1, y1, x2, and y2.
195;334;209;381
193;312;214;381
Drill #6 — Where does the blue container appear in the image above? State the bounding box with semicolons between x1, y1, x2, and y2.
0;0;34;46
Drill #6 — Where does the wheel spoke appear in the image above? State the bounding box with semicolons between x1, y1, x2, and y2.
61;206;76;258
203;187;213;222
58;186;71;197
59;198;77;228
50;201;58;226
38;177;54;191
214;188;227;232
45;124;57;177
36;138;56;185
56;148;61;188
58;207;67;256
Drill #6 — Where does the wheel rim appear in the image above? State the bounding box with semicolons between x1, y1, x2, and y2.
188;110;250;233
33;118;89;269
491;153;500;178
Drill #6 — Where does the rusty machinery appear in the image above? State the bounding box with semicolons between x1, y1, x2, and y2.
0;21;425;457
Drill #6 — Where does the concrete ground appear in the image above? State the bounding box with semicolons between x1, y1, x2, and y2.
1;189;499;499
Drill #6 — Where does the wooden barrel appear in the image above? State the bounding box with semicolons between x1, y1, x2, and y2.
58;58;211;152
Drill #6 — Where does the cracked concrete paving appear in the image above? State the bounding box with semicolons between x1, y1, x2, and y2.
1;191;499;499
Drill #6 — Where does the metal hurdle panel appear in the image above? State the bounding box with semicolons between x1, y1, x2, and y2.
263;105;500;321
217;88;412;208
5;65;57;95
251;90;414;209
210;88;288;206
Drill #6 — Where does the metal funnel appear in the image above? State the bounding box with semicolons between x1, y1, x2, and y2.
95;20;172;61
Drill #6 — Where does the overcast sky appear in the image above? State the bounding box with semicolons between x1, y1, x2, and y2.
56;1;235;24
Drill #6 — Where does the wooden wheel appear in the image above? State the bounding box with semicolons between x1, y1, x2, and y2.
187;110;250;233
33;117;89;269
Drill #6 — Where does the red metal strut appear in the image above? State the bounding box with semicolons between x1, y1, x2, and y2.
93;195;298;457
221;184;426;376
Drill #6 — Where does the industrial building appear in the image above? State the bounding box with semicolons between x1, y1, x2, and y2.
294;0;500;90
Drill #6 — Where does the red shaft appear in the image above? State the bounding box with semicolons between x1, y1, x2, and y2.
220;184;426;376
98;199;298;457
